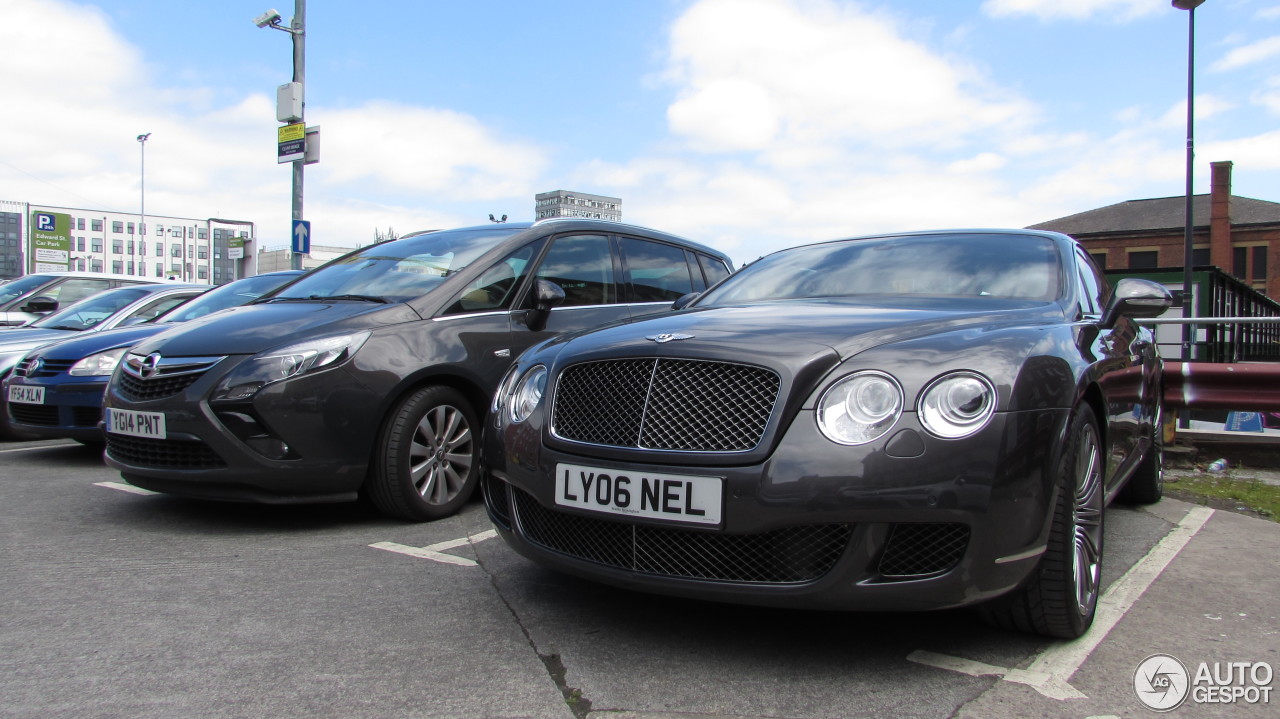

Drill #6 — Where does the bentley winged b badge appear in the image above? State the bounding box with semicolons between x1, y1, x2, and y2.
645;333;694;344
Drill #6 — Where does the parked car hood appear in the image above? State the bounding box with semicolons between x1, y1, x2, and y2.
33;323;175;361
0;328;77;352
128;301;422;357
549;297;1064;363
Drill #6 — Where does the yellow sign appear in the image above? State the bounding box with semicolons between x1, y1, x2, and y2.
278;123;305;142
278;122;306;163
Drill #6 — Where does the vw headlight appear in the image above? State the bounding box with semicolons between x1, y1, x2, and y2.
918;371;996;439
816;371;903;445
509;365;547;424
213;330;371;401
69;347;127;376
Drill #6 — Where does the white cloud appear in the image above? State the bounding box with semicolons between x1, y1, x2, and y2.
981;0;1159;22
0;0;547;250
948;153;1008;174
664;0;1036;154
1211;36;1280;72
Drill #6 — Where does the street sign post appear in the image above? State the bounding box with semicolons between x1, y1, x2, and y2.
291;219;311;254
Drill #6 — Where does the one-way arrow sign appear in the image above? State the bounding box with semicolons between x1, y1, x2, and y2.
291;219;311;254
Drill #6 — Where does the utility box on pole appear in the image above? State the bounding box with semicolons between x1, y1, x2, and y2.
276;82;303;123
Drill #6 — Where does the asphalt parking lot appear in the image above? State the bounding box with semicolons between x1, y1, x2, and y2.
2;437;1276;719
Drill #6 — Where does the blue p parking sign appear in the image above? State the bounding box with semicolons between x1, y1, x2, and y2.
35;213;56;231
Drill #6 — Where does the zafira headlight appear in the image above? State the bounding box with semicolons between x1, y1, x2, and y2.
816;371;903;445
213;330;371;401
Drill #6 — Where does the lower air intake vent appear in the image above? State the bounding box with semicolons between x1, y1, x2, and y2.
512;487;850;584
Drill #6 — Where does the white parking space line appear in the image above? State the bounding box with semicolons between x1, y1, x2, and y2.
370;529;498;566
909;505;1215;701
0;443;77;453
94;481;159;496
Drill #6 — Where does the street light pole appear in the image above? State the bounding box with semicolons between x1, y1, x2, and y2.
1174;0;1205;362
289;0;306;271
256;2;307;271
136;132;150;277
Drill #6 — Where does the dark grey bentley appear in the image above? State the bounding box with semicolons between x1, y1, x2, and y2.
482;229;1172;638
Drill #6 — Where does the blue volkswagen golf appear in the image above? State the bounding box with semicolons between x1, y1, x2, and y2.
4;271;302;443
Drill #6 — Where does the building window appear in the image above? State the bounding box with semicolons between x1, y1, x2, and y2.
127;261;135;275
112;261;123;274
76;238;85;252
1088;252;1107;269
77;218;85;230
171;245;182;257
1128;251;1158;270
112;221;124;233
91;219;103;232
112;240;124;254
156;263;164;277
1192;247;1210;266
197;266;208;279
127;240;135;255
1253;246;1268;280
197;229;207;240
156;242;164;256
91;238;103;253
91;259;103;272
127;222;135;235
198;248;208;260
1233;247;1247;278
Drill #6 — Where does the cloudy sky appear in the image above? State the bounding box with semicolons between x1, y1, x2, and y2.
1;0;1278;265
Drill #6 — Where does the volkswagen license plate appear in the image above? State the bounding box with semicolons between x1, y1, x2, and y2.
7;384;44;405
106;408;166;439
555;462;722;525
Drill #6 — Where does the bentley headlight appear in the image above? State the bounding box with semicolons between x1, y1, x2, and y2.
509;365;547;424
816;371;903;445
492;365;519;416
69;347;127;376
213;330;371;401
919;371;996;439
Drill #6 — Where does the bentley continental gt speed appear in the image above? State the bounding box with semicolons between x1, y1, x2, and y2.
482;229;1172;638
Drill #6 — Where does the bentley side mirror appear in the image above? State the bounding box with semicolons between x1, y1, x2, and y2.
672;292;701;310
1101;278;1172;329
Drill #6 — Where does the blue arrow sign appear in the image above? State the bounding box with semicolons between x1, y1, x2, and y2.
291;219;311;254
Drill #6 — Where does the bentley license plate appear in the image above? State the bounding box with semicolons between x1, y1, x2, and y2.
554;462;722;525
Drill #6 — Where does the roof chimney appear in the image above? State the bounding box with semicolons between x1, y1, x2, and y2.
1209;160;1233;269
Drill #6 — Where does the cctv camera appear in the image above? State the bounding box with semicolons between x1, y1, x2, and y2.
253;9;282;28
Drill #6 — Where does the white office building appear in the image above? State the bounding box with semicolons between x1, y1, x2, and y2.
0;199;257;285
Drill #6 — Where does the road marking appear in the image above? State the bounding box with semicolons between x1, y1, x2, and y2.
0;443;77;453
909;505;1215;701
94;481;159;496
370;529;498;566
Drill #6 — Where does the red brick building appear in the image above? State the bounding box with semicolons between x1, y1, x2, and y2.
1030;161;1280;299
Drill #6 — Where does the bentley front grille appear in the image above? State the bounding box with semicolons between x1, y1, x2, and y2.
511;486;850;584
551;358;780;452
877;523;970;578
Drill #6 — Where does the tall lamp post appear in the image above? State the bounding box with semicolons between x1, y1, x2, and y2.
255;2;306;271
136;132;150;277
1173;0;1205;362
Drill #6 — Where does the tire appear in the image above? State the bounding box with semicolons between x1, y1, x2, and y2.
367;385;480;522
1119;393;1163;505
981;409;1104;639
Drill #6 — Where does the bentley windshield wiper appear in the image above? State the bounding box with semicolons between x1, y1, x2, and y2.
260;294;390;304
308;294;390;303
